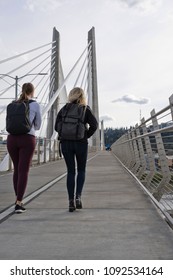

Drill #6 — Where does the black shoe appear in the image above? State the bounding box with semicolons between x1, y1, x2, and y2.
76;197;82;209
15;201;24;206
69;200;76;212
15;204;26;214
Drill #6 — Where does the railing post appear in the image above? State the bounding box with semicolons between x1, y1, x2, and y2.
56;140;60;160
135;124;146;178
127;131;136;169
53;140;56;161
8;155;12;171
169;94;173;119
131;128;141;175
141;118;156;188
37;137;40;165
150;109;171;200
49;139;51;161
121;134;129;165
43;138;47;163
100;120;105;151
114;134;125;163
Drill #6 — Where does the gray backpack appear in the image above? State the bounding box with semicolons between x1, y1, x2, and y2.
55;103;86;140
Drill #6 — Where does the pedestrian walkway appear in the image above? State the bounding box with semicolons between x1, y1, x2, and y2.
0;151;173;260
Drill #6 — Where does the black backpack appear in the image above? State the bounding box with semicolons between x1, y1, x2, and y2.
55;103;86;140
6;100;35;135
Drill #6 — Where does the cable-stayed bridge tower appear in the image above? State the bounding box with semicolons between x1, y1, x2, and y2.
45;27;100;150
88;27;100;149
47;27;61;139
0;27;101;171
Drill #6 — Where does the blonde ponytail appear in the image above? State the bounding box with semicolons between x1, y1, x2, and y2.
68;87;87;106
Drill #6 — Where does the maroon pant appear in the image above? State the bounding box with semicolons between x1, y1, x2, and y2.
7;134;36;201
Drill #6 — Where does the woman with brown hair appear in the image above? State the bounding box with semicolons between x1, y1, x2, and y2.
7;83;41;213
55;87;98;212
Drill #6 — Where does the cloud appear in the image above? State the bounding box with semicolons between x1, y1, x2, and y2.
112;94;150;105
100;115;114;122
25;0;65;12
117;0;162;13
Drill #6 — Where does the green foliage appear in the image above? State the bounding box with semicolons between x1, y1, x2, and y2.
104;127;128;147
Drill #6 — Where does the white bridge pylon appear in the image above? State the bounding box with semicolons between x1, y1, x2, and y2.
0;27;100;171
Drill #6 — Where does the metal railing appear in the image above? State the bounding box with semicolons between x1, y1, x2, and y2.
111;94;173;227
0;134;98;172
0;136;61;172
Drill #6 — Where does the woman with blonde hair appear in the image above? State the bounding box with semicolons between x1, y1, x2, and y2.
7;83;41;213
55;87;98;212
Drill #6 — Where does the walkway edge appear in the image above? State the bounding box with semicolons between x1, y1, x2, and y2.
112;152;173;229
0;153;99;223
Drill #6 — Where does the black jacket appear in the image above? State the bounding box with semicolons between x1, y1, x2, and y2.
55;104;98;142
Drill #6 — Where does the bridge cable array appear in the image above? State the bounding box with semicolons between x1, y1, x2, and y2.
0;38;93;139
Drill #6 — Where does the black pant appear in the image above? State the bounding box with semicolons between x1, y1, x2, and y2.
61;141;88;200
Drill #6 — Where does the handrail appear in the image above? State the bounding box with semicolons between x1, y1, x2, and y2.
111;93;173;228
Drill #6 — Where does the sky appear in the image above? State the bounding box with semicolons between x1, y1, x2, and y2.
1;0;173;128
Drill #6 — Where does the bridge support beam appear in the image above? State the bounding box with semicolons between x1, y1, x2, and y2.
88;27;100;150
47;27;60;139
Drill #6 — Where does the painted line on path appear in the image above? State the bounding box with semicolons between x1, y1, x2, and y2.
0;152;100;223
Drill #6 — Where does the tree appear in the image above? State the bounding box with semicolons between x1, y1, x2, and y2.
104;127;128;147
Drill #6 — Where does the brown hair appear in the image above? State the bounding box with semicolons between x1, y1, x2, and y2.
68;87;86;106
18;83;34;102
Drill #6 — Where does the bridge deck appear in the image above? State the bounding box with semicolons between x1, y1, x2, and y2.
0;151;173;260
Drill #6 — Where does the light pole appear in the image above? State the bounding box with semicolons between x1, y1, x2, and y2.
0;73;48;100
15;76;18;100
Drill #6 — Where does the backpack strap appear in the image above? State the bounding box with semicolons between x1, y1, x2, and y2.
29;99;36;104
62;103;70;121
76;105;87;139
81;106;87;123
24;100;36;126
22;99;35;112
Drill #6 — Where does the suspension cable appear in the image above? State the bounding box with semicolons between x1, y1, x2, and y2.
0;51;55;100
0;84;15;98
39;94;50;137
86;50;92;103
81;46;92;89
0;47;54;82
36;74;51;100
36;69;55;104
73;49;90;87
42;43;91;118
0;41;56;65
19;52;55;84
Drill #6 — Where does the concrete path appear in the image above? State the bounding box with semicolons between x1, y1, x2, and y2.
0;151;173;259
